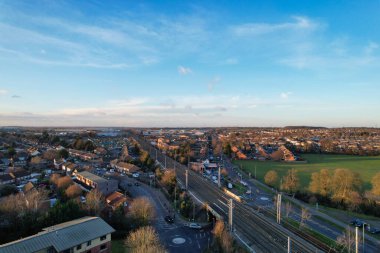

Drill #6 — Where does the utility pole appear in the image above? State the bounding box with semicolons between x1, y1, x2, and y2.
185;169;189;190
164;156;167;169
218;166;221;188
229;199;233;231
155;149;158;161
287;237;291;253
355;226;359;253
276;193;282;224
193;203;195;221
363;224;365;253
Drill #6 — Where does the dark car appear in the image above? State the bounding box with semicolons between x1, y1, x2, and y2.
127;183;132;187
350;219;366;228
366;226;380;234
134;182;140;186
164;216;174;223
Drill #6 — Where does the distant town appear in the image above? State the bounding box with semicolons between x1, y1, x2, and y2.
0;127;380;253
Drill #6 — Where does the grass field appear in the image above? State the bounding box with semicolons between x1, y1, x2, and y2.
233;154;380;190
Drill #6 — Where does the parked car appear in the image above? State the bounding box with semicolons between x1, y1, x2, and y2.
132;173;140;178
188;223;202;229
164;216;174;224
366;225;380;234
134;182;140;186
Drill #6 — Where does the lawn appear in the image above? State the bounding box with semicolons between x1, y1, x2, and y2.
112;239;126;253
233;154;380;190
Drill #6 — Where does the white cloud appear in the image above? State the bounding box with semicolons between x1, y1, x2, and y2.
365;41;378;55
280;92;292;99
0;89;8;95
178;65;192;75
220;58;238;65
231;16;319;36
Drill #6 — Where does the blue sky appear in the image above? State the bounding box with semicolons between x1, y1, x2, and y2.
0;0;379;127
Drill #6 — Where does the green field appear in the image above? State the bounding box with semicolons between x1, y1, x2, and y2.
233;154;380;190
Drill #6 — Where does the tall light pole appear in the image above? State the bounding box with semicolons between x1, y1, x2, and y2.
276;194;282;224
355;226;359;253
229;198;233;231
363;223;366;253
287;237;291;253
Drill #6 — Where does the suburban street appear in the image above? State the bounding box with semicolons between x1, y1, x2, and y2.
119;176;212;253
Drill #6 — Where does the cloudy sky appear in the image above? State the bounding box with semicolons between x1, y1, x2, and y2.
0;0;380;127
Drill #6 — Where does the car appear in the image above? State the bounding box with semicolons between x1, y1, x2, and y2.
350;219;366;228
127;183;132;187
164;216;174;223
134;182;140;186
188;223;202;229
132;173;140;178
368;227;380;234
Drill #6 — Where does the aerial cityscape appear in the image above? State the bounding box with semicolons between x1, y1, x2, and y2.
1;1;380;253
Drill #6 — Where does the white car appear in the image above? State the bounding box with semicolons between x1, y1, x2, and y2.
188;223;202;229
132;173;140;178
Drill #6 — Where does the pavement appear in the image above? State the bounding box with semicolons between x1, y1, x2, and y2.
119;176;213;253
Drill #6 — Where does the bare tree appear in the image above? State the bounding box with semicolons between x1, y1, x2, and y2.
331;168;362;203
264;170;278;187
300;207;312;229
212;220;234;253
65;184;82;199
371;172;380;196
85;189;104;215
57;176;73;189
281;169;300;194
128;197;155;224
285;202;293;218
337;227;359;252
124;226;166;253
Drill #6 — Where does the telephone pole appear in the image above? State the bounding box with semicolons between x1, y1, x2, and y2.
229;199;233;231
276;193;282;224
287;237;291;253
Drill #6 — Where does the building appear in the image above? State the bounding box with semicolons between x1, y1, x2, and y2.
111;161;140;175
105;191;128;211
270;145;296;161
0;174;14;185
75;171;117;196
0;216;115;253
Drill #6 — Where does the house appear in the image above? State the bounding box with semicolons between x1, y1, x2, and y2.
61;162;78;175
111;161;140;175
270;145;296;161
0;216;115;253
106;191;128;211
10;170;31;184
76;171;117;196
0;174;14;185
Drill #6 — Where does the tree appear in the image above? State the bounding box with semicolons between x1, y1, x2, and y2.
212;220;234;253
7;147;16;158
308;169;331;197
57;149;69;159
300;207;312;228
336;227;357;252
264;170;278;187
85;189;104;215
128;197;155;225
56;176;73;189
124;226;165;253
331;169;362;203
43;150;58;160
371;172;380;196
281;169;300;193
285;202;293;218
65;184;82;199
50;174;61;185
0;185;18;197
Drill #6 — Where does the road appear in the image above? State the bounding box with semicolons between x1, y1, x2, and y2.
131;134;323;253
119;176;212;253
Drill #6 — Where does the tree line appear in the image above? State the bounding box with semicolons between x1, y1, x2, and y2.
264;169;380;216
